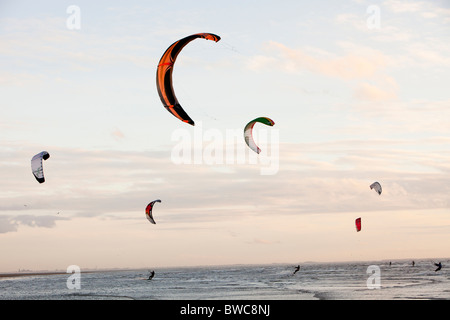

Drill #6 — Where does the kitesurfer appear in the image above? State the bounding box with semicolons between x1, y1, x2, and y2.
434;262;442;272
148;270;155;280
293;265;300;275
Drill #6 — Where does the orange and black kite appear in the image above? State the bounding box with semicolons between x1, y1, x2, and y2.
156;33;221;126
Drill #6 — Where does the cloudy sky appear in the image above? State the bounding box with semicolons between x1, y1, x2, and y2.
1;0;450;272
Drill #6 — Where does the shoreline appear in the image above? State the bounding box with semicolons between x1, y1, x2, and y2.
0;272;68;279
0;269;130;279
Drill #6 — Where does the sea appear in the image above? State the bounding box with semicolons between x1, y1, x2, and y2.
0;259;448;317
1;259;449;300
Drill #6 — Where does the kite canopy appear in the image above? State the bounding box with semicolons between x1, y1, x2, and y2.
31;151;50;183
156;33;221;126
370;182;382;195
355;217;362;232
244;117;275;154
145;199;161;224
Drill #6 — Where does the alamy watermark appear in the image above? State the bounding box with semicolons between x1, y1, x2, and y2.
366;265;381;289
170;122;279;175
366;5;381;30
66;265;81;290
66;5;81;30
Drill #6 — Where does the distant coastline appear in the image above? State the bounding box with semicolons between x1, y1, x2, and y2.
0;268;129;279
0;271;68;279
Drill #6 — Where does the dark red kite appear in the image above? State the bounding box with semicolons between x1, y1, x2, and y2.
156;33;221;126
355;217;362;232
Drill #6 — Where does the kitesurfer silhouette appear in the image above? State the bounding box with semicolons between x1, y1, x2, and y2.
434;262;442;272
293;265;300;275
148;270;155;280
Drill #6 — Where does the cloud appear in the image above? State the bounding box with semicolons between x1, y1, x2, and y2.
249;41;390;80
383;0;426;13
246;40;399;102
382;0;450;25
383;0;450;17
354;81;397;101
1;116;449;235
0;215;67;234
0;16;156;82
246;55;278;71
347;99;450;136
247;238;280;245
406;43;450;67
0;71;45;87
0;216;18;234
111;127;125;141
12;215;64;228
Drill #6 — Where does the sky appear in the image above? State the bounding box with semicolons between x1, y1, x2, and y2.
1;0;450;272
